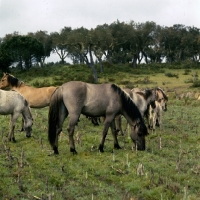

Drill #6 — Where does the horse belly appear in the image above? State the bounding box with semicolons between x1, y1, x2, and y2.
0;104;16;115
82;103;106;117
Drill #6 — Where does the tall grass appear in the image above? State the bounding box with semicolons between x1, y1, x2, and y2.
0;63;200;199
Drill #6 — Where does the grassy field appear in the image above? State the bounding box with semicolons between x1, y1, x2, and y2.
1;63;200;199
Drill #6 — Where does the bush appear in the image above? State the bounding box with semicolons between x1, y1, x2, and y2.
192;80;200;87
183;69;191;75
165;72;179;78
32;79;51;87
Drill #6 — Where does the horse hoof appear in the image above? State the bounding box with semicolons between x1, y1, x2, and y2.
70;148;77;154
114;144;121;149
98;145;104;152
26;135;31;138
54;150;59;155
12;138;16;143
53;146;59;154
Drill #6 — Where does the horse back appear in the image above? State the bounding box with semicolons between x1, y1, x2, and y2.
61;81;120;116
0;90;27;114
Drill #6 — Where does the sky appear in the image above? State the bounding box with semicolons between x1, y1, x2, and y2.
0;0;200;63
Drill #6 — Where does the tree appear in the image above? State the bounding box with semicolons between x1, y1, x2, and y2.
2;35;44;70
0;39;13;72
50;27;72;64
28;31;52;66
90;24;111;72
182;26;200;63
68;27;98;82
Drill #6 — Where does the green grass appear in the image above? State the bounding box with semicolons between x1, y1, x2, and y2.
1;63;200;199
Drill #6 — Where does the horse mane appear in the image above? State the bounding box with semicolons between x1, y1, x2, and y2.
156;87;168;101
111;84;145;125
7;73;23;87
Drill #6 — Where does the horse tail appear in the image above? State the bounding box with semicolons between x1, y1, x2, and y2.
48;86;63;148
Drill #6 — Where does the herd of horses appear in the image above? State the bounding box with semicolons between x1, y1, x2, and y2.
0;73;168;154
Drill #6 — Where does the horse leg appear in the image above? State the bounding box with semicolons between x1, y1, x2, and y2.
99;115;115;152
53;126;62;154
20;117;25;132
53;109;68;154
8;113;19;142
152;112;156;131
157;113;162;129
110;120;121;149
115;114;123;135
67;114;80;154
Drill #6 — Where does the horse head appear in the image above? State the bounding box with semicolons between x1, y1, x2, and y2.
130;119;148;151
23;116;33;138
22;102;33;138
0;73;21;89
0;73;10;89
156;87;168;111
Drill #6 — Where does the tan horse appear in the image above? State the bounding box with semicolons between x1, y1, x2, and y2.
0;73;57;108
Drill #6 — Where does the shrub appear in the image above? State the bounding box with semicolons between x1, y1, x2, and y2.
165;72;179;78
183;69;191;75
192;80;200;87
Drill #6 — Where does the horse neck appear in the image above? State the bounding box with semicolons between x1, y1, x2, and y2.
122;111;137;126
121;99;143;126
22;106;33;124
8;76;24;89
11;83;25;93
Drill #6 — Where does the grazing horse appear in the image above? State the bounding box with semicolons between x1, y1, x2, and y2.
148;87;168;130
48;81;148;154
116;88;156;135
0;73;57;108
0;90;33;141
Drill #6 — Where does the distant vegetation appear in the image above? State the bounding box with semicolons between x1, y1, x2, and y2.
0;20;200;82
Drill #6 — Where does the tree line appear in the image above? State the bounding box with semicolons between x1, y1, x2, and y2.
0;20;200;82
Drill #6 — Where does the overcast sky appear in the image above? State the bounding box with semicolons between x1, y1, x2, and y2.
0;0;199;62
